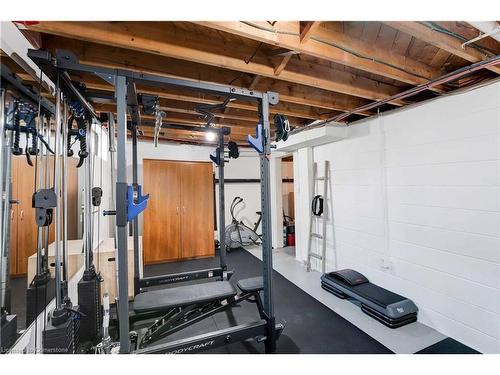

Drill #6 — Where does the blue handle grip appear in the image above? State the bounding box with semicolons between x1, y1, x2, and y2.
127;185;149;222
210;149;221;165
247;124;264;154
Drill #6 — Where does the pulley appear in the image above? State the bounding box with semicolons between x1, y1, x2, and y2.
32;189;57;227
274;114;291;142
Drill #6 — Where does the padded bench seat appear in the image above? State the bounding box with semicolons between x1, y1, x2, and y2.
237;276;263;294
134;281;237;313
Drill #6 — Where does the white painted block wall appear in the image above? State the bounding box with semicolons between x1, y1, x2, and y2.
296;82;500;353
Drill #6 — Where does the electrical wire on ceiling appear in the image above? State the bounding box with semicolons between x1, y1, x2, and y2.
418;21;497;57
228;42;264;86
240;22;430;80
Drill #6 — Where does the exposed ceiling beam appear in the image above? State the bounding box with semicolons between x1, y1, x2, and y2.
300;21;321;43
385;22;500;75
248;74;261;90
27;21;401;101
195;21;444;88
274;54;292;75
41;36;374;117
269;48;299;57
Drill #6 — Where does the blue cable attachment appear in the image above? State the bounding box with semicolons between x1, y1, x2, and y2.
210;148;221;165
247;123;264;154
127;185;149;222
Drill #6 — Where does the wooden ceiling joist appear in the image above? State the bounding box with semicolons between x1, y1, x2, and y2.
385;22;500;75
300;21;322;43
41;36;374;117
195;21;444;87
44;37;372;119
27;21;402;102
274;55;292;76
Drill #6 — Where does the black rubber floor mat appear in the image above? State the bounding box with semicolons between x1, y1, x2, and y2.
144;249;392;354
416;338;480;354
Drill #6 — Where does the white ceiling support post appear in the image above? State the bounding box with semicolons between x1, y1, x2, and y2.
294;147;314;264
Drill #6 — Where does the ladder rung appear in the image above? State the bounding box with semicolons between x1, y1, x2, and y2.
309;253;323;260
311;233;323;239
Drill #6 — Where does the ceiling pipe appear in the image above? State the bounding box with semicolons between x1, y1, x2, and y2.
467;21;500;43
287;53;500;131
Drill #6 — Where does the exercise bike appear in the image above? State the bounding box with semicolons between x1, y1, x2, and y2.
224;197;262;251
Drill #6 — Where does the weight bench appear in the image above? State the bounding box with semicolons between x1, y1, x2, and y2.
131;277;267;349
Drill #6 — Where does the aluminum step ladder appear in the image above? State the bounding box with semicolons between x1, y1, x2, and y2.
306;160;329;273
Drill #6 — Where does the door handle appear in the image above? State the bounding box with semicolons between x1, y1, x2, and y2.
11;209;14;221
20;210;24;220
176;206;179;215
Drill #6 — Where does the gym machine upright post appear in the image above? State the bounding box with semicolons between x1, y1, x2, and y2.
0;88;17;354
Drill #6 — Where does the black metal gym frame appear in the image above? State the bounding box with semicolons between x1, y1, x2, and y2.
28;48;281;354
131;120;233;295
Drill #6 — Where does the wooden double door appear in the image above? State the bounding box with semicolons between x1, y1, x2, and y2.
9;155;79;277
143;159;214;264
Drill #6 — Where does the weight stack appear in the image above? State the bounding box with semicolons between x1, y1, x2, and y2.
78;270;101;344
26;279;56;327
0;313;18;353
42;306;80;354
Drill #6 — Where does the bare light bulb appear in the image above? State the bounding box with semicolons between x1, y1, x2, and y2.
206;131;216;141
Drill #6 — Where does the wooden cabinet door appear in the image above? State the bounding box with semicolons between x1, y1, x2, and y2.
180;162;214;259
14;157;38;275
143;159;182;264
9;155;79;276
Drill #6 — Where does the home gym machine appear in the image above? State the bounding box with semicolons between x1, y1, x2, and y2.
11;59;106;353
28;48;283;354
1;63;58;353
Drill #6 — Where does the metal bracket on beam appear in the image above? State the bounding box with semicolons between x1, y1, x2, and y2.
267;92;279;105
96;72;116;86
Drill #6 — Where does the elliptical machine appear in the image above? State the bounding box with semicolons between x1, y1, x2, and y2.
224;197;262;251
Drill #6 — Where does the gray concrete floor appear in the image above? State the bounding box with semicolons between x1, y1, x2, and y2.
247;245;446;354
